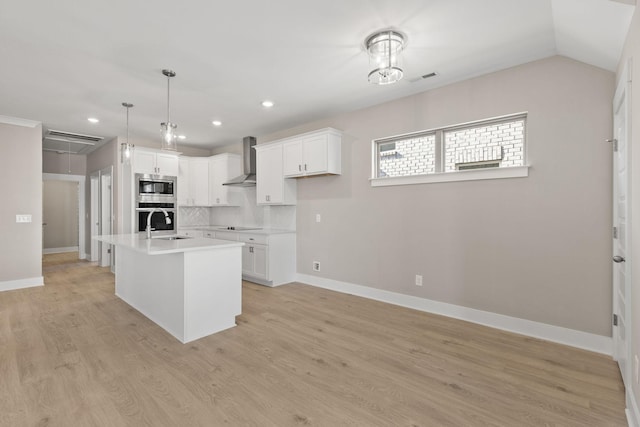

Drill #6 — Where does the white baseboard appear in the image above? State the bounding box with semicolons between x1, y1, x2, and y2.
43;246;79;254
0;276;44;292
296;273;612;355
628;388;640;427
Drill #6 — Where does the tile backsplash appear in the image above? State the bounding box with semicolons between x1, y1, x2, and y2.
179;187;296;230
178;207;209;227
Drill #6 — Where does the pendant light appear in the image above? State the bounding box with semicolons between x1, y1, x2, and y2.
365;30;406;85
160;69;178;151
121;102;134;164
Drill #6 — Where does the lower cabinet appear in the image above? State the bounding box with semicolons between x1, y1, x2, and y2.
242;243;267;281
205;230;295;287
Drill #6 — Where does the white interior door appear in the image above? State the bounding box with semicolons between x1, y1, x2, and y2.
100;172;112;267
612;61;631;388
90;174;99;261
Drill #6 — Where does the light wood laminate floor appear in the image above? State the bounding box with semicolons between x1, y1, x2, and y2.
0;252;626;426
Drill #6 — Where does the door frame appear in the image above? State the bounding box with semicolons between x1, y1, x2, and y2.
90;166;114;270
612;58;633;396
42;173;86;259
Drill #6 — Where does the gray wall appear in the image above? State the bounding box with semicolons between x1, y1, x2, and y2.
0;121;42;282
43;151;87;175
618;6;640;414
85;138;118;257
259;55;614;337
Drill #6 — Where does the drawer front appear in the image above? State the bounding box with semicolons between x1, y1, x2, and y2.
238;233;268;245
203;231;215;239
214;231;239;241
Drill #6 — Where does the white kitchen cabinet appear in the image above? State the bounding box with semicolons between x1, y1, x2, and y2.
242;243;268;281
134;149;179;176
209;153;241;206
212;231;295;286
178;157;210;206
255;143;296;205
177;157;190;205
282;128;341;177
189;158;210;206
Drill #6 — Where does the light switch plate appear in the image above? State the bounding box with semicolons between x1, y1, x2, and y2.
16;214;32;223
316;214;321;223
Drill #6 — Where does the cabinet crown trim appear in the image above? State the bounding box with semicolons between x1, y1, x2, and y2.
254;127;343;150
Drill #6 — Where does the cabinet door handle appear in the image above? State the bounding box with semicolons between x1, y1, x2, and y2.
249;246;254;253
304;164;307;171
298;164;301;171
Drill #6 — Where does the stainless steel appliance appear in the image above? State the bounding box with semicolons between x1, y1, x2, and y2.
223;136;256;186
136;202;176;234
135;173;177;234
135;173;176;201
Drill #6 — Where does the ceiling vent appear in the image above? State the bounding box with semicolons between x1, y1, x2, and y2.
45;129;104;143
409;72;438;83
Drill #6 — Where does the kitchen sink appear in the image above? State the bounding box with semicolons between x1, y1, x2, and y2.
152;235;191;241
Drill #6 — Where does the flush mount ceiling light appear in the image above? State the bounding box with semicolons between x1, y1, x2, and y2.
121;102;134;165
365;30;406;85
178;135;186;140
261;100;274;108
212;120;222;127
160;69;178;151
87;117;99;124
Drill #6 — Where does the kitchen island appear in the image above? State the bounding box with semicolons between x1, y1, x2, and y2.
95;234;244;343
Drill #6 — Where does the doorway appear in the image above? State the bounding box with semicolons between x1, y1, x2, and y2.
42;173;85;259
90;167;114;270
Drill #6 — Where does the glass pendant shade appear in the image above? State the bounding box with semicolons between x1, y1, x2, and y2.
121;102;134;165
366;30;406;85
160;69;178;151
161;121;178;151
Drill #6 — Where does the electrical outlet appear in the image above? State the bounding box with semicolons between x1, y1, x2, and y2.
313;261;321;272
415;275;423;286
635;355;639;384
316;214;321;223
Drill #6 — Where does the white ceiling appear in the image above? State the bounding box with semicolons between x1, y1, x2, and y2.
0;0;634;154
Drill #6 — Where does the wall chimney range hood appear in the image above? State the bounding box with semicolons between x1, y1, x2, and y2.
223;136;257;186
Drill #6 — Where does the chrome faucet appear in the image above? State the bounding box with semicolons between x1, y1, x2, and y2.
146;208;172;239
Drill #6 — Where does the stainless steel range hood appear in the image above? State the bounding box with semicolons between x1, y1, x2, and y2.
223;136;256;186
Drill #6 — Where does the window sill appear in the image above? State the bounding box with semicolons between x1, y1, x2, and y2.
370;165;529;187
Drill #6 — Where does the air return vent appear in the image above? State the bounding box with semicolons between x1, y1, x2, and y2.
409;72;438;83
46;129;104;143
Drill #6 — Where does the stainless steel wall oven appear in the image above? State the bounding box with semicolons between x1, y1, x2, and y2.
135;173;177;234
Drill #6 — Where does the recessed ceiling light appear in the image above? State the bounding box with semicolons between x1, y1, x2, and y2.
178;135;186;140
261;100;274;108
212;120;222;127
87;117;99;124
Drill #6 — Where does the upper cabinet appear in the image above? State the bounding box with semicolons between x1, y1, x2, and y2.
133;148;179;176
255;143;296;205
178;156;209;206
209;153;242;206
282;128;342;178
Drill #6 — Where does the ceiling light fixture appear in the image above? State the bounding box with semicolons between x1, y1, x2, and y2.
261;100;274;108
365;30;406;85
87;117;99;124
121;102;134;165
178;135;186;140
212;120;222;127
160;69;178;151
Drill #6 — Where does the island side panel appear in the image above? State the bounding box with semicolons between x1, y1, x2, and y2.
115;246;186;342
183;246;242;343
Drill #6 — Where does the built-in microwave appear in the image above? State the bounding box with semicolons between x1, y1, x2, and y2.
135;173;176;202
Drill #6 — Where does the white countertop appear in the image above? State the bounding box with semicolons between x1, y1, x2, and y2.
178;225;295;235
95;234;244;255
